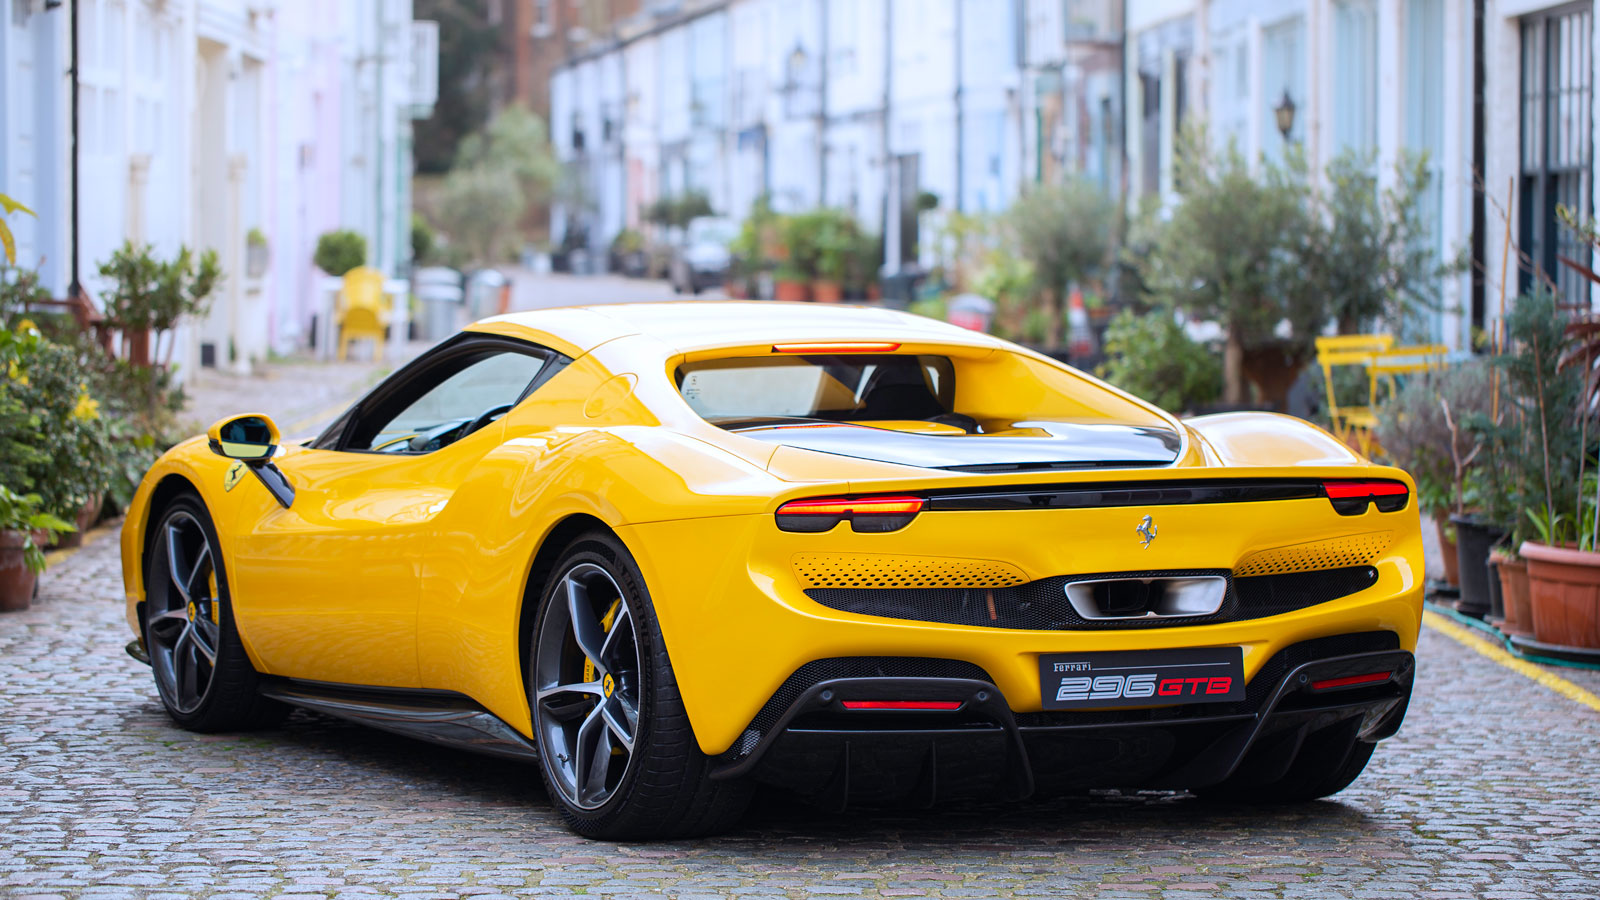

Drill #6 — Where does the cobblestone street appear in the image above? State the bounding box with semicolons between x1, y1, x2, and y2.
0;527;1596;898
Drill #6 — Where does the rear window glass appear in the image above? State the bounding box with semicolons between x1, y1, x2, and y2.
676;355;954;425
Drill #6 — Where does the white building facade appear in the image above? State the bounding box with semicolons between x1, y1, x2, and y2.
550;0;1028;274
0;0;427;375
1124;0;1600;350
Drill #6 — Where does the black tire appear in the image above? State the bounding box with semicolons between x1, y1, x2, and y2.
143;492;288;732
1199;720;1376;803
528;531;752;840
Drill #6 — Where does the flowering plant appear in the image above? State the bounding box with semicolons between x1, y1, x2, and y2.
0;322;113;520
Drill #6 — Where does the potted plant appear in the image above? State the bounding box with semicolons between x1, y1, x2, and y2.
246;227;270;278
314;229;368;277
97;242;221;368
774;214;816;302
0;322;115;549
609;228;647;278
0;485;74;611
811;212;854;304
1490;289;1600;651
772;260;811;302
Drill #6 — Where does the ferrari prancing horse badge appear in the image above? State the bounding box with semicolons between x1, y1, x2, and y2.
224;460;245;492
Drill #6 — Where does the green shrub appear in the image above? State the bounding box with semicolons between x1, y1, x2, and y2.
0;485;73;573
0;324;114;520
1097;309;1222;414
314;229;368;276
410;213;436;264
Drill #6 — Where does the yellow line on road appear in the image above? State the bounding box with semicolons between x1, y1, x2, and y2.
41;520;116;571
1423;610;1600;713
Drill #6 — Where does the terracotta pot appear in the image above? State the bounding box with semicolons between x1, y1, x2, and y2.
774;279;811;302
1434;513;1459;588
1450;514;1506;618
724;280;748;299
1519;541;1600;648
811;280;843;303
867;284;883;301
52;495;101;550
1497;556;1534;637
126;328;151;367
0;530;36;613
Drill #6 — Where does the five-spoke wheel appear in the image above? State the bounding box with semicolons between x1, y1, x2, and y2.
528;533;751;838
143;493;285;732
148;509;222;716
533;561;642;810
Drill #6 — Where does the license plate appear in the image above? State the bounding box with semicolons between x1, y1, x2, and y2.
1038;647;1245;710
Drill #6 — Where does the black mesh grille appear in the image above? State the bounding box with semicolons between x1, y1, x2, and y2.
804;566;1379;631
723;657;994;760
1013;630;1401;727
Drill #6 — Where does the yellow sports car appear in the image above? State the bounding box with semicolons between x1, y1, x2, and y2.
121;302;1422;839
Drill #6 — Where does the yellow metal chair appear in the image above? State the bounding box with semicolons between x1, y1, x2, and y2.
336;267;390;362
1315;334;1448;457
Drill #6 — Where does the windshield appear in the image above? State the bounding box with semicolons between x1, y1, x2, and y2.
676;355;954;426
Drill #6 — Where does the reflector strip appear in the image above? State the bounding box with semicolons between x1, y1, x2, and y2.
777;495;925;516
772;342;902;353
840;700;963;710
1310;671;1391;690
1322;481;1409;499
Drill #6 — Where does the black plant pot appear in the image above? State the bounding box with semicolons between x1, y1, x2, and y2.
1450;514;1507;619
1485;557;1505;622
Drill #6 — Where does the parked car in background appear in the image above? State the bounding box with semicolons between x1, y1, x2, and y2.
669;217;737;294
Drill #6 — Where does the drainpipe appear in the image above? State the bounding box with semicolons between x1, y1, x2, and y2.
374;0;385;273
881;0;895;275
954;0;963;213
68;0;81;303
1471;0;1486;336
818;0;829;206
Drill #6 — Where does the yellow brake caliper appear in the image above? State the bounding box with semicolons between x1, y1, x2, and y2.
208;570;220;624
583;599;622;685
584;599;627;757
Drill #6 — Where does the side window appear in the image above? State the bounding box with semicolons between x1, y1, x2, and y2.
346;349;549;453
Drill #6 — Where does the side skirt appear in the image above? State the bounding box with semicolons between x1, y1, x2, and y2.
258;679;540;763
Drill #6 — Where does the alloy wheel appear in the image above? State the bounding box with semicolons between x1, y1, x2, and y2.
533;562;643;810
147;510;222;715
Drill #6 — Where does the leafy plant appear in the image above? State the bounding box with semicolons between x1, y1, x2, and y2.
0;485;74;574
438;164;524;265
0;324;114;521
972;248;1037;342
410;213;436;265
644;192;715;230
1303;149;1465;336
97;242;221;339
1097;309;1223;414
1376;360;1493;519
610;228;644;255
1005;178;1114;348
0;263;52;326
246;227;269;248
314;229;368;276
0;192;35;266
1135;131;1319;408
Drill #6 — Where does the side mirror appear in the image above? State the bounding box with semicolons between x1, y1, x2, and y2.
207;413;280;461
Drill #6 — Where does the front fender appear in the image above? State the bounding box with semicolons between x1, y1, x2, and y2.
119;436;238;638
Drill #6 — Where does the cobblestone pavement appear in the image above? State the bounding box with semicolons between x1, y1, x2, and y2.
2;530;1597;899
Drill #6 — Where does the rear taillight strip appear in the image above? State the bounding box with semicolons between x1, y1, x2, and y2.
1321;480;1410;515
775;495;924;533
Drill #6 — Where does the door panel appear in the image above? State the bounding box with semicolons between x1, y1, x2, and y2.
228;427;505;687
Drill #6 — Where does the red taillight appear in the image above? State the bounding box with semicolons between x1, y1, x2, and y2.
775;494;924;533
840;700;963;710
772;341;902;354
1310;671;1392;691
1322;480;1409;515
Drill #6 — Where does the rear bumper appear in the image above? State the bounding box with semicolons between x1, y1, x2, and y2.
708;634;1412;806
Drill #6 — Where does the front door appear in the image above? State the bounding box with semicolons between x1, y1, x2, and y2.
226;337;556;687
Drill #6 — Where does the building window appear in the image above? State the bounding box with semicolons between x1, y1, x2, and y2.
1520;4;1594;310
1261;17;1304;162
531;0;552;37
1333;0;1377;156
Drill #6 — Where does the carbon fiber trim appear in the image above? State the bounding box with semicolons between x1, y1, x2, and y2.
803;566;1379;630
722;657;994;761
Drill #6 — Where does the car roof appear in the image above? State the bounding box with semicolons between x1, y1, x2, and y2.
472;301;1007;358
